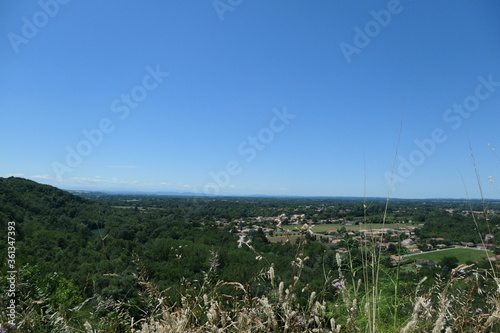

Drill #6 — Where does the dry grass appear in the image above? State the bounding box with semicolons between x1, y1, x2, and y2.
80;224;500;333
6;217;500;332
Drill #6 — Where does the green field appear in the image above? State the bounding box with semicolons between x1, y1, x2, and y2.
405;248;493;264
283;223;418;233
267;233;301;243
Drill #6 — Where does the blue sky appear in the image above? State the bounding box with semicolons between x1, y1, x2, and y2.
1;0;500;199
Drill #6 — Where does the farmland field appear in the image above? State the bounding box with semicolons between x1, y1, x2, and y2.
405;248;493;264
266;233;302;243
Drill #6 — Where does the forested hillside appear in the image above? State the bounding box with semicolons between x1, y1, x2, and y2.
0;177;273;292
0;178;325;330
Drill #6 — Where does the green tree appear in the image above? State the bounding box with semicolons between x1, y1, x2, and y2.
439;256;459;269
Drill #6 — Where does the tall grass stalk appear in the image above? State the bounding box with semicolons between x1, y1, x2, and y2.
463;140;498;278
363;120;403;332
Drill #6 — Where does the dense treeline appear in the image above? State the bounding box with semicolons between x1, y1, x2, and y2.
417;210;500;244
76;191;493;224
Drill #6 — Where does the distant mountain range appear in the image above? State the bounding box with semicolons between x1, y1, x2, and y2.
2;176;496;202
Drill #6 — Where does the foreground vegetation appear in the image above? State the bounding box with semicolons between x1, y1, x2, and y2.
1;177;500;332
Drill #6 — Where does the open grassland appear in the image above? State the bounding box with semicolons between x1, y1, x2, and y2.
406;248;493;264
267;233;302;243
283;223;420;233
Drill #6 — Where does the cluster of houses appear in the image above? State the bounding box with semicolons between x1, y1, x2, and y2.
217;213;307;236
219;212;498;269
222;214;419;249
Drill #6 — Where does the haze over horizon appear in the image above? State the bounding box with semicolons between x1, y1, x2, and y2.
1;1;500;199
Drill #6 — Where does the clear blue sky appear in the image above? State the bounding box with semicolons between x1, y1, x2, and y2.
1;0;500;199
